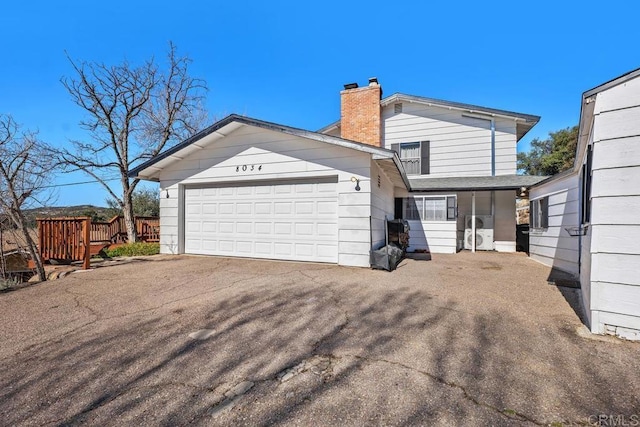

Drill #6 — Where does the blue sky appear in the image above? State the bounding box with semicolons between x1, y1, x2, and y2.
1;0;638;207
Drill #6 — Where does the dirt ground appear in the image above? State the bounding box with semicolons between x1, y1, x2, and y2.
1;252;638;426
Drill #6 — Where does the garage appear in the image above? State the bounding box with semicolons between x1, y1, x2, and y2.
184;178;339;263
128;115;409;267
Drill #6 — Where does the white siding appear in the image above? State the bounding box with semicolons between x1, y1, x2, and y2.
585;74;640;338
370;160;395;250
402;192;458;254
382;103;518;177
407;220;457;254
158;125;375;267
528;173;580;276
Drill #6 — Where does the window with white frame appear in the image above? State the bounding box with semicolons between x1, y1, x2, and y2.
403;196;456;221
530;197;548;229
392;141;430;175
399;142;421;175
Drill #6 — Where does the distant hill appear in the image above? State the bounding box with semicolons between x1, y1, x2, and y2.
22;205;117;226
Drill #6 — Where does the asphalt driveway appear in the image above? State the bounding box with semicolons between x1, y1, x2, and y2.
1;252;638;426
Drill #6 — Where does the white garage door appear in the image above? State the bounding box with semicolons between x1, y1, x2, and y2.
184;179;339;263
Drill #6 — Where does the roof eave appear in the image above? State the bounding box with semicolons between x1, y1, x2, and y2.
382;93;541;123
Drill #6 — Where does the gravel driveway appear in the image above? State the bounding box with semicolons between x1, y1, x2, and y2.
1;252;638;426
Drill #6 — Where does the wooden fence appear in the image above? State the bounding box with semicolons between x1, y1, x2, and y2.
38;217;91;269
37;216;160;270
90;216;160;243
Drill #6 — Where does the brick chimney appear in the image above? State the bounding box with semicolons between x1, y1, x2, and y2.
340;77;382;147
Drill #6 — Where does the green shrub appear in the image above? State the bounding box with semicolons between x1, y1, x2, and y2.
104;242;160;257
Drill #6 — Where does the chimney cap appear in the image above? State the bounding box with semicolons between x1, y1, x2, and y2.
344;82;359;90
368;77;379;86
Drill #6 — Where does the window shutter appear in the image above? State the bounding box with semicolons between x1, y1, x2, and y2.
420;141;430;175
541;197;549;228
391;143;400;157
446;196;457;220
529;200;535;227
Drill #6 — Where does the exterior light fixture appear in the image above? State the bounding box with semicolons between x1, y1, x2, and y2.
351;176;361;191
165;189;170;198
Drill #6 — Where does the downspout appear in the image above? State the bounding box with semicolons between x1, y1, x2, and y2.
490;119;496;250
472;191;476;253
491;119;496;176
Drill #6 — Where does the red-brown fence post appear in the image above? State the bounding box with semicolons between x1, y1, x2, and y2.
83;217;91;270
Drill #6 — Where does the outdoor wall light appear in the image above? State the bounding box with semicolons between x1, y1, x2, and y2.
165;189;170;198
351;176;361;191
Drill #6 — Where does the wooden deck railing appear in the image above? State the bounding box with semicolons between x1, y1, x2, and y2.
38;217;91;269
37;216;160;269
90;216;160;243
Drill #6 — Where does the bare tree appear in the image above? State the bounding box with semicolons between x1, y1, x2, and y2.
0;115;52;281
56;42;207;242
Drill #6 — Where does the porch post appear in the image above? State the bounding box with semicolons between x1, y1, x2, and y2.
471;191;476;253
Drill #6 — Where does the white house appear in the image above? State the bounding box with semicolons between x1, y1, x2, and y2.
529;68;640;340
129;78;543;267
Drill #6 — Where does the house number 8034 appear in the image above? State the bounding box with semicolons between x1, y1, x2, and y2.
236;164;262;172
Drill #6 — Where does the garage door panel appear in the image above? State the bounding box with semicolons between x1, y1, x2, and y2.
255;222;271;234
219;240;234;252
219;203;234;214
202;240;216;251
295;201;314;215
236;203;252;214
255;186;272;195
255;242;272;255
184;180;338;263
185;188;202;197
295;223;314;235
219;222;234;233
236;222;252;234
295;243;314;257
202;203;217;214
274;242;293;256
275;185;292;194
274;202;292;214
236;241;252;253
255;202;271;214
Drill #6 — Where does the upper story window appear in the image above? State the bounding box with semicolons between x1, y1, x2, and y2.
391;141;430;175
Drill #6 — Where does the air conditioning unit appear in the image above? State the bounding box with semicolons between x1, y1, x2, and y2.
464;229;494;250
465;215;493;230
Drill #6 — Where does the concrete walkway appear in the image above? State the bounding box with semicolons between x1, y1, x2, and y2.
0;252;638;426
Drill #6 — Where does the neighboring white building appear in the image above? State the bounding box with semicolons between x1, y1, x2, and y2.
129;78;543;267
529;68;640;341
528;170;581;276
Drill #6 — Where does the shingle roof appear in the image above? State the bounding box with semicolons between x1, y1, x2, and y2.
409;175;548;192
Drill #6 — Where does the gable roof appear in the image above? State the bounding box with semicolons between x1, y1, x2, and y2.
128;114;411;189
319;92;540;141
